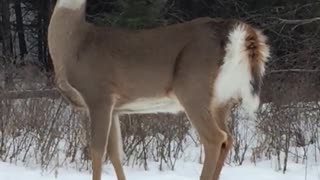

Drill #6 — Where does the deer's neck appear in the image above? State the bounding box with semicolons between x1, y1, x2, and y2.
48;0;89;58
52;0;87;24
50;0;87;38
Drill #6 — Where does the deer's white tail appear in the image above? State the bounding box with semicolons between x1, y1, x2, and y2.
214;22;270;117
57;0;86;10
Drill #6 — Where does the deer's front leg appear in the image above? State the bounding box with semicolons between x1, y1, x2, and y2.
107;115;126;180
88;99;115;180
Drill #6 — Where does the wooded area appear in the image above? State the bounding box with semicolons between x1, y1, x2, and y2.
0;0;320;103
0;0;320;174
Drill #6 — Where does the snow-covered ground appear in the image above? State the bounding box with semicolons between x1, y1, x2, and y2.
1;119;320;180
1;159;319;180
1;101;319;180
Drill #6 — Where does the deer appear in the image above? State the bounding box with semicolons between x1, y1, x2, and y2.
48;0;270;180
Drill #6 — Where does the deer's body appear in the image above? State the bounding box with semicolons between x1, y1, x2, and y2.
48;1;270;180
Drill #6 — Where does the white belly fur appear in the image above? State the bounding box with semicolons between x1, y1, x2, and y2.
116;97;184;114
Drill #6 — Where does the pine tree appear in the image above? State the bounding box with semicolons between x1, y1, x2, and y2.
116;0;165;29
93;0;166;29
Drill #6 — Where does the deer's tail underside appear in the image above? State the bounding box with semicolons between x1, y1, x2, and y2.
56;78;87;109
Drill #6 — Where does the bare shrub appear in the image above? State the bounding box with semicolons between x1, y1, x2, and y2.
120;113;191;171
256;102;320;173
228;107;256;166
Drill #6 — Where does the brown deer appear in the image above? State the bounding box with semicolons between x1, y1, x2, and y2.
48;0;270;180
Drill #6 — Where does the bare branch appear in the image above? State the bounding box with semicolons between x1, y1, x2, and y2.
277;17;320;30
267;69;320;74
278;17;320;24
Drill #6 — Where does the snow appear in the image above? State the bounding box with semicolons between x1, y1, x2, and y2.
1;159;319;180
1;116;320;180
1;100;320;180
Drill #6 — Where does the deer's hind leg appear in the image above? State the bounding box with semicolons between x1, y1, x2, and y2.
55;78;87;109
212;111;233;180
172;40;230;180
174;85;228;180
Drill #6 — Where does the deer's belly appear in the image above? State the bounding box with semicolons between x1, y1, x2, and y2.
116;97;184;114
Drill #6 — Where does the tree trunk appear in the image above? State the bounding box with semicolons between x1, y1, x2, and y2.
1;0;14;90
14;0;27;58
1;0;13;57
37;0;53;72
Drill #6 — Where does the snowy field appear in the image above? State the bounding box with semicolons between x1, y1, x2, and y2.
1;159;319;180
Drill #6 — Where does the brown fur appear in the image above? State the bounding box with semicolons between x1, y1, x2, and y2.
48;2;269;180
244;24;269;97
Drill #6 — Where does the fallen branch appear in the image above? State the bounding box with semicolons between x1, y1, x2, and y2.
0;89;60;100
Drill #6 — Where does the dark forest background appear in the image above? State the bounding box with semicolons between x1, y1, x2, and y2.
0;0;320;102
0;0;320;174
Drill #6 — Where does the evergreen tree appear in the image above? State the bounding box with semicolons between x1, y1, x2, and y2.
88;0;167;29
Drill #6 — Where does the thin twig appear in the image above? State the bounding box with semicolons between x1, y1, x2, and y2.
267;69;320;74
278;17;320;30
278;17;320;24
